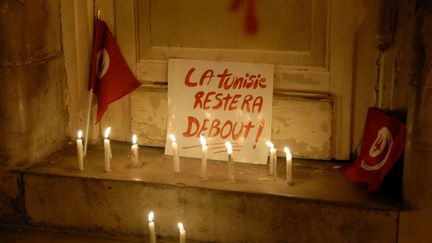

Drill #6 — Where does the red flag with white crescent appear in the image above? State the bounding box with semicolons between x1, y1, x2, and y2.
89;19;140;123
342;108;405;192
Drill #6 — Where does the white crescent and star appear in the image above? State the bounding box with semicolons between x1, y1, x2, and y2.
360;126;394;171
96;48;110;79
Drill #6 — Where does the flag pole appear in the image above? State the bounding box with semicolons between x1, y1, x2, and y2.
83;9;101;156
83;91;93;156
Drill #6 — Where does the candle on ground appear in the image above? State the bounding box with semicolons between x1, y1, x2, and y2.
200;134;208;180
266;141;277;176
178;222;186;243
284;147;293;184
131;134;139;167
169;134;180;172
148;211;156;243
225;141;235;182
76;130;84;171
104;127;112;172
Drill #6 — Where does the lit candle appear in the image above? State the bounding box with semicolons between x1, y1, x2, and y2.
178;222;186;243
266;141;277;176
225;141;235;182
148;211;156;243
131;134;139;167
104;127;112;172
284;147;293;184
200;134;208;180
170;134;180;172
76;130;84;171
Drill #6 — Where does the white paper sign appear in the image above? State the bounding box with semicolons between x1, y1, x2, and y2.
165;59;274;164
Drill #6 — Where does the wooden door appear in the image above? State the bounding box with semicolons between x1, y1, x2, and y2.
63;0;354;160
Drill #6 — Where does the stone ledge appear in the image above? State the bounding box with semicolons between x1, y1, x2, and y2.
15;142;401;242
24;141;400;211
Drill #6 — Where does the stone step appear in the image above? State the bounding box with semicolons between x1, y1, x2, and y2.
8;142;400;242
0;225;191;243
0;226;137;243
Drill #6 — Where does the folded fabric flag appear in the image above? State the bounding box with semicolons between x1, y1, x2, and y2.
342;107;405;192
88;19;140;123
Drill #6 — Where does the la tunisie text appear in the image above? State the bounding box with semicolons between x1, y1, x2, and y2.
182;67;267;143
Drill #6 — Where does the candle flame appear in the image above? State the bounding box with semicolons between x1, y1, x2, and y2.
284;147;292;157
200;134;206;147
77;130;83;139
169;134;176;142
104;127;111;139
178;222;184;231
225;141;233;154
265;141;274;148
132;134;137;144
148;211;154;222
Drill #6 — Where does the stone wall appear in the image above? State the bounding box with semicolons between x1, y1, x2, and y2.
0;0;67;224
0;0;67;168
399;1;432;242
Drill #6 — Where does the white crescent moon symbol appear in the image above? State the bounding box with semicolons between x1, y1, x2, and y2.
360;126;393;171
96;48;110;79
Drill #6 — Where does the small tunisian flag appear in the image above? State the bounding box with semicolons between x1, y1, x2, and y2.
342;108;405;192
89;19;140;123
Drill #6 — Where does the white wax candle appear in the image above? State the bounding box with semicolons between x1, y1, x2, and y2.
148;211;156;243
178;222;186;243
76;130;84;171
104;127;112;172
200;135;208;180
284;147;293;184
266;141;276;176
271;147;277;176
170;134;180;172
225;141;235;182
131;134;139;166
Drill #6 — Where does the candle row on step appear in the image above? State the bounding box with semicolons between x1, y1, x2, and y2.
148;211;185;243
76;127;138;172
266;141;293;184
76;129;293;184
169;134;237;181
168;134;293;184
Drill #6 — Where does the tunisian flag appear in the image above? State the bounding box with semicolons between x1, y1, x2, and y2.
89;19;140;123
342;108;405;192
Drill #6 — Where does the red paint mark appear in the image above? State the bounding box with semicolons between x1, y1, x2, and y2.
181;144;202;149
210;145;243;150
182;142;239;150
209;142;239;145
213;149;242;154
229;0;258;36
253;120;265;149
229;0;243;11
244;0;258;35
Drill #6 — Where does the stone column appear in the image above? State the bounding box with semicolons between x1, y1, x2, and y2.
0;0;67;168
